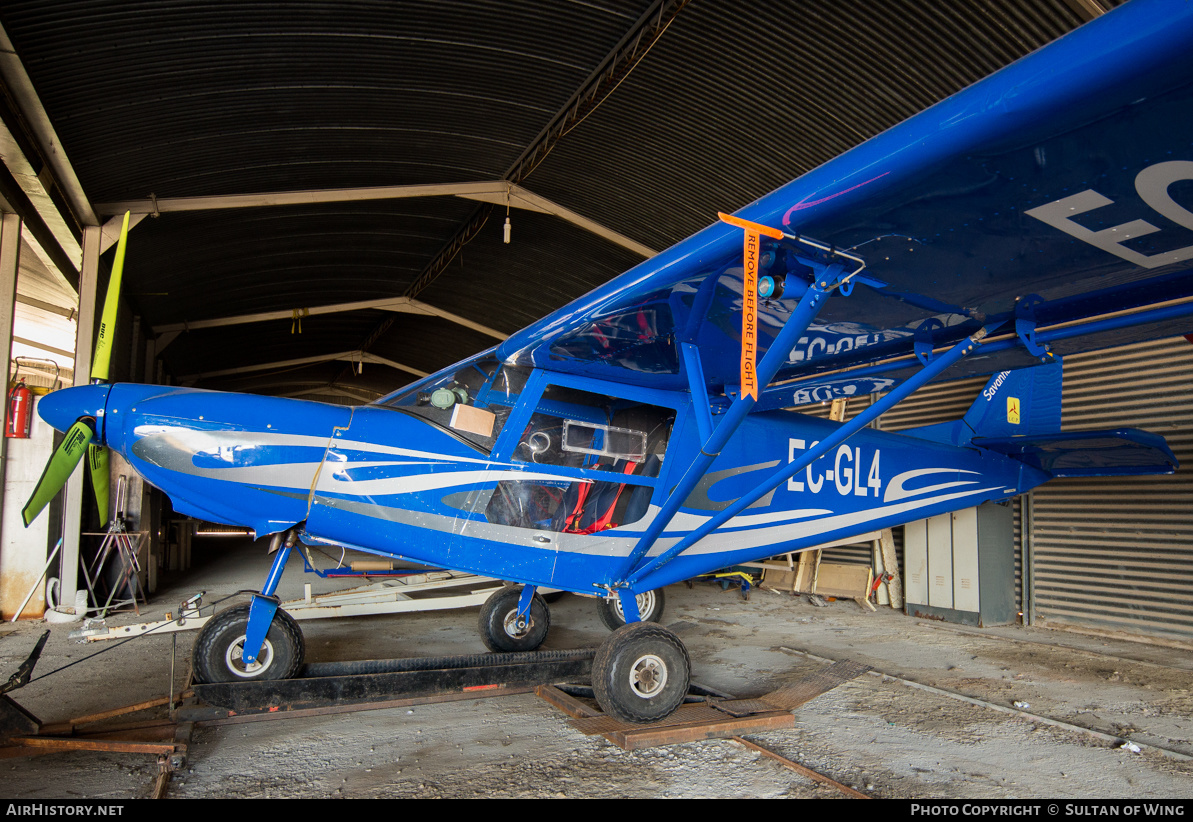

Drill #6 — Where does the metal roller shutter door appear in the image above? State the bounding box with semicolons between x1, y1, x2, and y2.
1029;337;1193;640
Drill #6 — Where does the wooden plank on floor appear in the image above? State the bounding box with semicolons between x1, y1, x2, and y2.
64;693;191;727
569;703;725;735
8;737;179;755
610;711;794;751
536;686;600;719
556;659;873;751
731;737;870;798
39;716;178;736
150;771;172;800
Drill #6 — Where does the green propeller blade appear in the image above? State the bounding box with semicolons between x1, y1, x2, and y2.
90;211;130;382
88;444;110;528
22;212;131;528
22;419;94;527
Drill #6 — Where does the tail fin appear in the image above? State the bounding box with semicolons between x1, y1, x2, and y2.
903;360;1063;446
961;360;1063;439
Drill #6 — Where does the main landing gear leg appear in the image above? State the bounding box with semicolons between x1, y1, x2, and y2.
616;588;640;623
192;531;306;684
596;587;666;630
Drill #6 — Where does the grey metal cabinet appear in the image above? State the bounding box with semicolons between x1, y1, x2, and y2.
904;501;1016;627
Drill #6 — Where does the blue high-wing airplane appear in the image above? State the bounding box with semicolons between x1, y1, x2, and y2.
22;0;1193;723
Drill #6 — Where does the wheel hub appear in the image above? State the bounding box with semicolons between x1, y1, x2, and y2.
502;609;533;638
227;635;275;678
628;653;668;698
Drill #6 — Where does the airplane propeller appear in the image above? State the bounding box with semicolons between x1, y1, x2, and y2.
22;212;130;528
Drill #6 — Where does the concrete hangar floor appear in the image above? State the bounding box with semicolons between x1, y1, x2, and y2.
1;537;1190;799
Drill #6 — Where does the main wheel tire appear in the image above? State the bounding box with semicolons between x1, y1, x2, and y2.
478;586;550;652
592;622;690;724
596;587;665;631
192;604;305;684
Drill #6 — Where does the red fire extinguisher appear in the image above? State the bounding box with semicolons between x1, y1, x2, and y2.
7;380;32;438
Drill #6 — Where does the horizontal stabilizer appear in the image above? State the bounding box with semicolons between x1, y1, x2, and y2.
972;429;1178;478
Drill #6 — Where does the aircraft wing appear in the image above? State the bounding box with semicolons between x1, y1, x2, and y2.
497;0;1193;410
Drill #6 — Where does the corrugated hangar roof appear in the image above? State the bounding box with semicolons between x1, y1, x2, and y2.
0;0;1118;402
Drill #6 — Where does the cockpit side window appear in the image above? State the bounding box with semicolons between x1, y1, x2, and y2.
509;384;670;478
380;356;530;455
486;383;675;532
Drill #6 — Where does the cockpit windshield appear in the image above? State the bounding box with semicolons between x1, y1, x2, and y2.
378;355;530;454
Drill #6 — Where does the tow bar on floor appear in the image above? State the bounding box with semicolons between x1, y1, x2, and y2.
69;571;513;642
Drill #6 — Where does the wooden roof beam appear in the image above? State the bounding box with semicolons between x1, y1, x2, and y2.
153;295;506;352
179;350;428;384
0;22;99;229
96;181;655;259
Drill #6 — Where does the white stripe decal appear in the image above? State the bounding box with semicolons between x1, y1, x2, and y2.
134;427;334;451
552;485;1005;558
723;508;834;527
333;438;493;465
883;468;983;503
662;509;832;530
677;485;1005;556
325;484;1006;567
185;462;323;487
319;468;581;496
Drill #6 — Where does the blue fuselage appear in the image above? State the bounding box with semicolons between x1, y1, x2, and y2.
41;376;1045;597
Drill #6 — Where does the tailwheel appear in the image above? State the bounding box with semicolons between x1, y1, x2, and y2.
596;587;665;630
192;604;305;683
478;586;550;652
592;622;690;724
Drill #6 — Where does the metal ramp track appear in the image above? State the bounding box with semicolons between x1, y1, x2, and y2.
183;648;597;718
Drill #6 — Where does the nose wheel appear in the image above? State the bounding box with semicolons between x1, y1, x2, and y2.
478;586;551;652
592;622;690;724
192;604;305;683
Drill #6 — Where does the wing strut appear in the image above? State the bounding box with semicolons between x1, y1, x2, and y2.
614;259;852;584
624;325;993;586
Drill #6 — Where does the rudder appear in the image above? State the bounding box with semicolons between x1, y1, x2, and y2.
903;360;1063;446
961;359;1063;439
